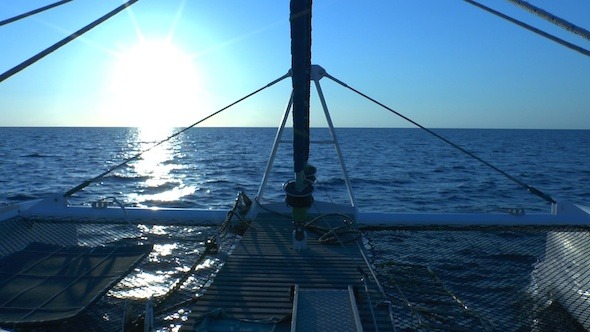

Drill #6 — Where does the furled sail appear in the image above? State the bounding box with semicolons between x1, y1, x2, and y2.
289;0;312;180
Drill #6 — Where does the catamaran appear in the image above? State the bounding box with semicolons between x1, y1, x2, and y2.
1;0;589;331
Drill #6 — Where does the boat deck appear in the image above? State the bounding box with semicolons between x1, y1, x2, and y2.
183;213;393;331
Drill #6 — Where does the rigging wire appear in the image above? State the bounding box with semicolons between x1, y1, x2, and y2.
464;0;590;58
322;71;556;205
0;0;73;27
63;72;291;198
0;0;140;83
505;0;590;42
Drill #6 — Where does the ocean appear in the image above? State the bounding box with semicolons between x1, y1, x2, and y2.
1;127;589;211
1;127;589;330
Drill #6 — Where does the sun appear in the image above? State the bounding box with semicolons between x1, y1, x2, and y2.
103;40;202;128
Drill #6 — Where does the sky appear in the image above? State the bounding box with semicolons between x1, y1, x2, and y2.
0;0;589;129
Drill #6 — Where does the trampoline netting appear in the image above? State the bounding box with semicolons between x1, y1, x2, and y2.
0;216;225;331
364;226;590;331
0;242;152;325
0;214;589;331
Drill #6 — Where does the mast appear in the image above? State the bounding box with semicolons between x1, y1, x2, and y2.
286;0;314;251
290;0;312;189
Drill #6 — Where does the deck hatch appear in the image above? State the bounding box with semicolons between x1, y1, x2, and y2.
291;285;363;331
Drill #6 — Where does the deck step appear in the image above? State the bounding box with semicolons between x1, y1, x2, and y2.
291;285;363;332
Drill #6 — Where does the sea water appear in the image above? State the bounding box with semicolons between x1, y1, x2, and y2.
1;127;589;212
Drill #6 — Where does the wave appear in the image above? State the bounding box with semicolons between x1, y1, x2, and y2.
2;128;589;211
5;193;39;201
22;152;50;158
316;177;345;186
106;173;151;182
140;181;182;194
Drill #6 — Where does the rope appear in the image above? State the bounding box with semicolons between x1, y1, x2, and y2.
306;183;394;329
358;266;380;332
357;241;398;331
505;0;590;42
253;196;360;243
306;182;357;244
256;182;395;328
0;0;73;27
323;72;556;204
464;0;590;58
128;194;254;330
304;212;360;245
0;0;140;83
253;196;292;219
63;72;290;198
306;211;382;329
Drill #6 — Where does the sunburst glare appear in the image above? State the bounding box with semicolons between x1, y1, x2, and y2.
103;40;202;128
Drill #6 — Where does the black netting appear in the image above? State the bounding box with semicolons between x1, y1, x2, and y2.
2;215;589;331
364;226;590;331
0;216;235;331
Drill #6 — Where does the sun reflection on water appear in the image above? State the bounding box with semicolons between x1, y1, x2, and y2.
138;224;169;236
196;258;216;270
125;127;197;207
110;270;173;299
107;225;216;301
152;243;178;258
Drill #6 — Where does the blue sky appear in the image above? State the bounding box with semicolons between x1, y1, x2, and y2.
1;0;589;128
